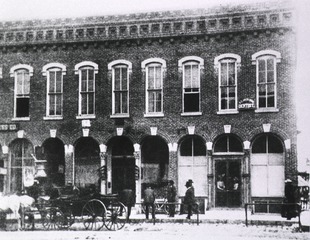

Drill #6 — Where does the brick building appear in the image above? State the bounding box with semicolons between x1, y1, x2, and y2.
0;0;297;211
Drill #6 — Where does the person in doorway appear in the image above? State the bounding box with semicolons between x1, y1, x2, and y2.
184;179;195;219
143;186;155;220
217;174;225;190
283;179;297;220
167;180;177;217
119;188;135;222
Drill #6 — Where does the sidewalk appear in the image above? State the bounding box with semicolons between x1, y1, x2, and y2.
127;209;301;226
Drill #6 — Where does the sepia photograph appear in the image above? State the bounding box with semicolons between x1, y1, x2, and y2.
0;0;309;239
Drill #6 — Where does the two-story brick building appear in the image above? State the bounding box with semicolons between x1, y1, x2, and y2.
0;0;297;211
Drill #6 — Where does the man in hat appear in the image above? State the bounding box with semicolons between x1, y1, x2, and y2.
184;179;195;219
283;179;297;220
167;180;177;217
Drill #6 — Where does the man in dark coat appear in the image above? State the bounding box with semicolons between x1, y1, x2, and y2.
167;180;177;217
184;179;195;219
283;179;297;220
119;188;135;222
143;186;155;219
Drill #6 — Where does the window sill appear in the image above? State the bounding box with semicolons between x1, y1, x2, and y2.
76;115;96;119
43;116;63;120
181;112;202;116
144;113;164;118
217;110;239;115
110;114;130;119
12;117;30;121
255;108;279;113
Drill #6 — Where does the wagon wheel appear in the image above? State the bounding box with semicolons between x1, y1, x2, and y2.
22;211;35;230
42;207;65;230
82;199;106;230
104;201;126;231
59;211;74;230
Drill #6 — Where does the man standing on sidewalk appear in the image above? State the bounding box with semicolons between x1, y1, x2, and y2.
167;180;177;217
144;186;155;220
184;179;195;219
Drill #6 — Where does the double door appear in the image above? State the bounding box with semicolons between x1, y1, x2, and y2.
215;160;241;207
112;157;135;194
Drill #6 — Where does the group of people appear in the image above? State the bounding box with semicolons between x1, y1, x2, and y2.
120;179;196;221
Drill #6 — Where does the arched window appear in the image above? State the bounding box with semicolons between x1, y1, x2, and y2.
43;63;66;119
252;50;281;112
142;58;166;117
108;60;132;117
75;61;98;118
10;64;33;119
178;56;204;115
251;134;284;197
214;135;243;153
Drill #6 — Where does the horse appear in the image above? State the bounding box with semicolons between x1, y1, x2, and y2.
0;193;35;230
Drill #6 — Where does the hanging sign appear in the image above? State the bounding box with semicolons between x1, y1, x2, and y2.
238;98;255;110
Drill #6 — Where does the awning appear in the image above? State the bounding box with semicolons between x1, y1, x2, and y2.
298;176;309;187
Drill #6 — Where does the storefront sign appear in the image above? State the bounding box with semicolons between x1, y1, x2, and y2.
0;123;19;131
238;99;255;110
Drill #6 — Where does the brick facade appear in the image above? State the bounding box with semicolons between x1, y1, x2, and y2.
0;1;297;211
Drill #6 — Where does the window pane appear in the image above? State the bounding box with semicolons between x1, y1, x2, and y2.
193;137;206;156
115;92;120;113
121;67;127;90
258;59;266;83
155;66;161;89
88;93;94;114
267;84;275;107
155;92;162;112
221;62;228;86
180;138;192;156
268;135;283;153
121;92;128;113
56;71;62;93
16;98;29;117
88;70;94;91
252;135;267;153
81;79;87;92
49;71;56;92
24;72;30;94
267;70;274;83
184;93;199;112
229;136;243;152
81;93;87;114
214;136;228;152
184;65;191;88
228;62;235;85
49;96;55;115
267;58;274;71
221;98;227;110
114;68;121;91
228;87;236;109
55;95;62;115
148;67;155;89
192;65;199;88
81;69;87;81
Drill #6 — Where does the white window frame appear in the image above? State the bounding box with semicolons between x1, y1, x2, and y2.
42;63;66;120
74;61;98;119
178;56;204;116
10;64;33;121
142;58;166;117
108;60;132;118
214;53;241;115
252;50;281;113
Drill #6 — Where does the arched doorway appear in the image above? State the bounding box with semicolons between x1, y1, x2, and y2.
141;136;169;197
75;137;100;189
178;135;207;197
9;139;34;193
213;134;243;207
42;138;65;186
109;137;135;194
250;134;284;199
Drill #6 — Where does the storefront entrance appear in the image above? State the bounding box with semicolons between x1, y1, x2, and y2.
112;157;135;194
215;160;241;207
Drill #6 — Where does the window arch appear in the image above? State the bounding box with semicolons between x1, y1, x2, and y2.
142;58;166;117
214;134;243;153
214;54;241;114
252;50;281;112
108;60;132;117
10;64;33;119
74;61;98;118
178;56;204;115
251;134;284;197
42;63;66;119
180;135;206;156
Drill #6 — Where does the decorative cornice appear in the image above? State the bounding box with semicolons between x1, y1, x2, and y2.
0;1;294;48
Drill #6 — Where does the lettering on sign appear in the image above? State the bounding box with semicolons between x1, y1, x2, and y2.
0;123;18;131
238;98;255;110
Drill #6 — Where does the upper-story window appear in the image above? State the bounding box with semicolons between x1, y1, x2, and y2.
214;54;241;114
178;56;204;116
108;60;132;118
10;64;33;120
142;58;166;117
75;61;98;119
252;50;281;112
42;63;66;120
